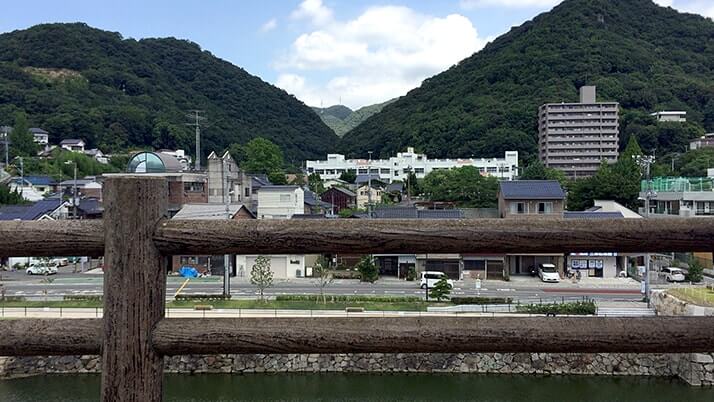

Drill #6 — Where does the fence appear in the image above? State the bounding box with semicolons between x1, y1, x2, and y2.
1;176;714;401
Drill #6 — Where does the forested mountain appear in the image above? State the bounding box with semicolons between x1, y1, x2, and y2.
313;99;396;137
339;0;714;160
0;23;338;164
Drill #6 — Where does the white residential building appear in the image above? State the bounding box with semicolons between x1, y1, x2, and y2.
306;147;519;182
651;111;686;123
60;139;86;152
29;128;49;145
256;186;304;219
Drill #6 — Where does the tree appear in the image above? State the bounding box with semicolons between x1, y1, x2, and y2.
355;255;378;283
308;173;325;195
429;277;452;302
339;170;356;184
250;255;273;301
519;160;567;185
421;166;498;208
267;171;287;184
406;172;420;197
227;143;246;166
241;137;284;174
0;184;25;205
8;112;37;158
687;257;704;283
312;256;334;304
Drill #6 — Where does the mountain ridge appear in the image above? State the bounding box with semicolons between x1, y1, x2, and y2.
0;22;338;163
338;0;714;160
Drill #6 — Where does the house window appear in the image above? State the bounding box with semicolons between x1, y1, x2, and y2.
280;194;291;202
184;182;204;193
487;167;497;173
414;168;424;174
380;168;390;174
245;188;250;198
358;169;368;174
510;202;528;214
538;202;553;214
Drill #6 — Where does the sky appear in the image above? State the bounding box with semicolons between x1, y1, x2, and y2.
1;0;712;109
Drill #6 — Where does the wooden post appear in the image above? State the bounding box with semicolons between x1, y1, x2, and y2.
102;176;168;402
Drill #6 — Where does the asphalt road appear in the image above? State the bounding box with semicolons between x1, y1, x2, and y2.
0;268;647;303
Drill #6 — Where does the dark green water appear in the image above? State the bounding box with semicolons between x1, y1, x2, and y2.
0;373;712;401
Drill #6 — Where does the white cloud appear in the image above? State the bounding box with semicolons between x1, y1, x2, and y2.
290;0;333;26
460;0;561;9
260;18;277;33
275;4;487;108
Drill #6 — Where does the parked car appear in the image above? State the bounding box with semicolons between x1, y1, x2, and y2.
662;267;685;282
26;262;58;276
51;257;69;267
538;263;560;283
419;271;454;289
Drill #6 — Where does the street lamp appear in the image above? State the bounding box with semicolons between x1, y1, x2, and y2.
634;154;656;307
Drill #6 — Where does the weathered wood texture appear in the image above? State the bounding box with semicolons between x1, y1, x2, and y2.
0;319;101;355
154;218;714;255
152;317;714;355
0;220;104;257
1;316;713;357
102;176;168;402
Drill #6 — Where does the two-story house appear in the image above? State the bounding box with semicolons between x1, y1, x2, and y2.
498;180;565;218
257;186;304;219
356;184;383;209
60;139;86;152
320;187;356;213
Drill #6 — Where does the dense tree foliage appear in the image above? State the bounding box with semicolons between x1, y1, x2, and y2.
0;184;25;205
421;166;499;208
567;136;644;211
676;148;714;177
340;0;714;160
12;148;118;179
307;173;325;195
339;170;356;184
240;137;284;174
519;160;567;185
8;112;37;158
0;23;337;164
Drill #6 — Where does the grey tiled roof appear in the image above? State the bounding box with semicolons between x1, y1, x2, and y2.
564;211;623;219
499;180;565;200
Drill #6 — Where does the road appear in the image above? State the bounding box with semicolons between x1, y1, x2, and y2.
0;267;650;303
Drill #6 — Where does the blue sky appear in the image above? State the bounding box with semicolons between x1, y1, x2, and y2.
1;0;711;109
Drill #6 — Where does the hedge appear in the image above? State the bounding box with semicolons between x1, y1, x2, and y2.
450;296;512;305
174;294;232;301
275;295;422;303
63;295;102;302
516;301;596;315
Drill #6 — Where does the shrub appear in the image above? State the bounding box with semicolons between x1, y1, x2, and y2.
355;256;379;283
687;258;704;283
450;297;512;305
275;295;422;303
429;278;452;301
331;270;361;279
516;301;596;315
63;295;103;302
0;296;25;302
406;266;417;281
174;294;232;301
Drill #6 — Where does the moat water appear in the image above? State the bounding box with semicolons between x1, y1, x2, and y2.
1;373;713;401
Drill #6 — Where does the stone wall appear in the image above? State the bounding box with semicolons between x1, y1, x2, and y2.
0;353;682;379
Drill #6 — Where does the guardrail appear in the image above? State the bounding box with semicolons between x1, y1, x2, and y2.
1;175;714;401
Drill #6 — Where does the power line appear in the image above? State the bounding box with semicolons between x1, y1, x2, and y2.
186;110;206;171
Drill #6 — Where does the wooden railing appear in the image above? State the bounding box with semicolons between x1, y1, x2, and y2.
1;175;713;401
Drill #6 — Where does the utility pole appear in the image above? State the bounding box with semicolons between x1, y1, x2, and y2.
222;158;231;298
186;110;206;171
367;151;373;218
1;127;8;168
635;154;656;307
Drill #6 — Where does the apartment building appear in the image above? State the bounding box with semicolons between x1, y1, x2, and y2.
306;147;519;182
538;86;619;179
642;177;714;217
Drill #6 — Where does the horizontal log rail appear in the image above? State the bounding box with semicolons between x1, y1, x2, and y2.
3;217;714;257
1;316;714;356
1;176;713;401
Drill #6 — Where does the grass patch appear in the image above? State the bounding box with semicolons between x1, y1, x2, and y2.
516;301;596;315
167;299;441;311
0;300;102;308
668;287;714;307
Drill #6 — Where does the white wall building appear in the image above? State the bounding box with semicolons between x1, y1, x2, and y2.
651;111;686;123
256;186;304;219
235;255;306;279
306;147;519;182
356;185;383;209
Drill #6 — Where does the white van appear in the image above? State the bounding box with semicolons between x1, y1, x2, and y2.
419;271;454;289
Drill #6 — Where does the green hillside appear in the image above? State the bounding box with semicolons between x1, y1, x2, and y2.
339;0;714;160
0;23;338;164
313;99;396;137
